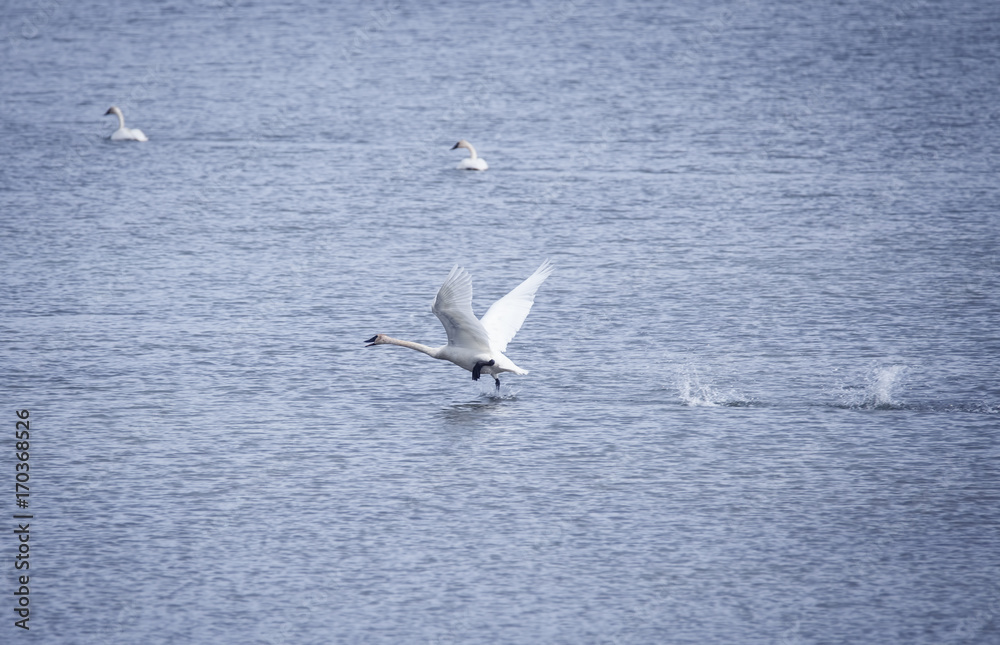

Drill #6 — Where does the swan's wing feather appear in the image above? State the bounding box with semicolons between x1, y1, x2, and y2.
432;266;491;351
480;259;554;353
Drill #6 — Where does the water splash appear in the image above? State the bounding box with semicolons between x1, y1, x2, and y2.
677;366;720;406
675;365;755;407
476;381;518;400
867;364;908;408
839;363;908;410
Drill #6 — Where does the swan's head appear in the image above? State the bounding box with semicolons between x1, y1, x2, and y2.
451;140;471;151
104;106;123;117
365;334;387;347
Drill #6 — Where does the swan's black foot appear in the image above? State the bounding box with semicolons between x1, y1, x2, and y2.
472;359;495;381
494;377;500;392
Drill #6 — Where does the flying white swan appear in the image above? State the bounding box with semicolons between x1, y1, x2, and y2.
104;106;148;142
451;139;488;170
366;260;554;390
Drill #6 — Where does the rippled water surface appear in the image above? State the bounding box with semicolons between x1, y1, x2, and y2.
3;1;1000;643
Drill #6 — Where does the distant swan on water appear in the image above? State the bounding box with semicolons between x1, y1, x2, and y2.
366;260;554;391
451;139;488;170
104;106;147;142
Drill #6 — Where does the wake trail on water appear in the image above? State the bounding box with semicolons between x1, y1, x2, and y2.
667;362;994;414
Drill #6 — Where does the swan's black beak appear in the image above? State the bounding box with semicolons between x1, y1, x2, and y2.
450;142;460;150
365;335;378;346
104;108;114;115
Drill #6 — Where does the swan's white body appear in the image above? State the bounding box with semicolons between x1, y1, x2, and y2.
452;139;488;170
366;260;554;389
105;106;147;142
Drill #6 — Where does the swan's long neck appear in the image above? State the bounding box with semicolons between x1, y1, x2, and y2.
381;336;441;358
114;110;125;130
465;143;478;159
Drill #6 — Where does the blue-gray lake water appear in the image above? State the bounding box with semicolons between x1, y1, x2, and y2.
3;0;999;643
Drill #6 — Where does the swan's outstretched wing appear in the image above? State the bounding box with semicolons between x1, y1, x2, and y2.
480;259;554;353
432;266;491;351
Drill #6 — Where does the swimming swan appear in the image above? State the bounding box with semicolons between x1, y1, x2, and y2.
451;139;488;170
366;260;554;390
104;106;148;142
